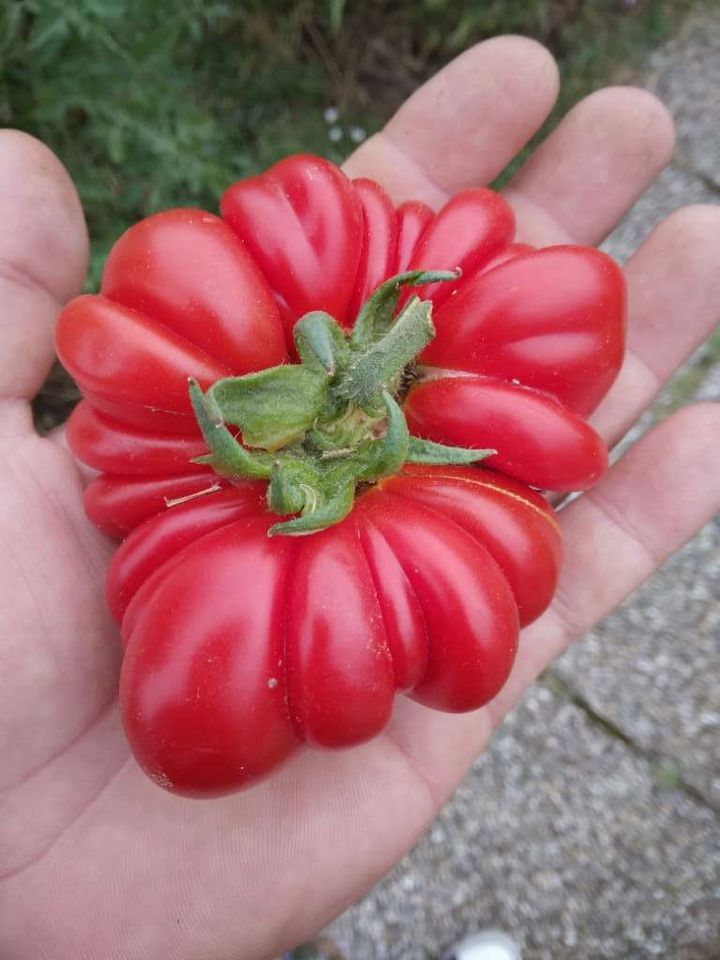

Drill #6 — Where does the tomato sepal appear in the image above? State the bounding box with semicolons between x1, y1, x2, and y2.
350;267;460;347
405;436;496;466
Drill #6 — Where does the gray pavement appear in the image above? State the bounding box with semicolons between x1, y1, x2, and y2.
644;12;720;191
326;681;719;960
314;9;720;959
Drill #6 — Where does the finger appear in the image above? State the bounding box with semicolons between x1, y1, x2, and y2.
343;36;559;206
592;205;720;445
490;402;720;720
0;131;88;403
504;87;675;245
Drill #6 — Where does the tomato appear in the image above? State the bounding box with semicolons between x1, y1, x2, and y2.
55;153;625;796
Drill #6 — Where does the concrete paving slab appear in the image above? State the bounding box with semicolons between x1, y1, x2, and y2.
554;517;720;809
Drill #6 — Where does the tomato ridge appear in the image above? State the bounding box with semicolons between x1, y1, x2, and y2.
352;509;427;693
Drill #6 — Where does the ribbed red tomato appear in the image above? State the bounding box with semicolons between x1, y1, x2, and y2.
55;154;625;796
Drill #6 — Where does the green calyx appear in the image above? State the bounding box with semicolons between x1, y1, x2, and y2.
188;269;495;536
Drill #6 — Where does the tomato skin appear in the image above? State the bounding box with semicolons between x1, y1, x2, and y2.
101;209;287;375
394;200;434;273
67;403;207;477
479;242;535;273
55;209;288;437
357;491;518;712
403;187;516;310
221;154;364;337
284;521;396;747
120;514;300;797
84;471;218;539
107;486;266;624
56;295;232;421
404;375;608;491
381;465;562;626
347;178;398;318
422;246;627;417
354;512;428;691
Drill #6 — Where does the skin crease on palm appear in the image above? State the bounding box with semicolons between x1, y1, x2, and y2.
0;34;718;960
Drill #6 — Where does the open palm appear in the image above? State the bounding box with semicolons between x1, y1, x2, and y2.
1;37;718;960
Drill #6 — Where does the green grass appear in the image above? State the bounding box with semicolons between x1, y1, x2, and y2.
0;0;703;289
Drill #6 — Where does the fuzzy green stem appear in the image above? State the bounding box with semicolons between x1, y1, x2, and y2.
351;268;459;346
337;297;434;409
406;437;497;465
268;480;355;537
355;392;409;480
294;311;349;374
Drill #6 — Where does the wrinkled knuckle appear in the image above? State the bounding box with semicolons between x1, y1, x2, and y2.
547;588;586;645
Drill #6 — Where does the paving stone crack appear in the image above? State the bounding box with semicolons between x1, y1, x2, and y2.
540;669;719;815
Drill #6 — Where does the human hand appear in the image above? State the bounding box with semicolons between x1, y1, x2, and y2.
0;36;718;960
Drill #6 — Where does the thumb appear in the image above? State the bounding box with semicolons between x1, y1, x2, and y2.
0;131;87;406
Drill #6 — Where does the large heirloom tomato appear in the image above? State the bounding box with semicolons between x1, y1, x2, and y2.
56;155;625;797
